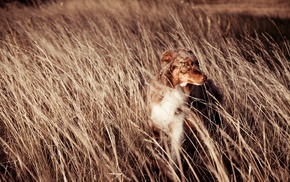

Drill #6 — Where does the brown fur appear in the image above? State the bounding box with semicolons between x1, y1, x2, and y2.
146;48;208;178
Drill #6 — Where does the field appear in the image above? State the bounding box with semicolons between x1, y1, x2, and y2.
0;0;289;181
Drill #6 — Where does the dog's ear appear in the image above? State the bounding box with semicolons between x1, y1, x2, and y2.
160;50;174;66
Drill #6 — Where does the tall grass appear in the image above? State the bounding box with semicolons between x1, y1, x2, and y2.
0;0;289;181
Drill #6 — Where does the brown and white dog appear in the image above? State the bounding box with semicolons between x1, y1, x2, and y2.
147;48;207;170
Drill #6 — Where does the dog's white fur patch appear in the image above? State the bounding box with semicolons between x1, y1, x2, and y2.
150;87;186;151
151;89;185;128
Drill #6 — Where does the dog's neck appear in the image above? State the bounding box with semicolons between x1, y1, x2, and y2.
181;85;192;95
159;73;191;95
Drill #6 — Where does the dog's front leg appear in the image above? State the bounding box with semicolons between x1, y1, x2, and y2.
169;120;184;174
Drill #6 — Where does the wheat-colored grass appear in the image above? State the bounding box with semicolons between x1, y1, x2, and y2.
0;0;289;181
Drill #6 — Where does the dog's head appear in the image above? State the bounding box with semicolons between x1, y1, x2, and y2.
160;48;207;87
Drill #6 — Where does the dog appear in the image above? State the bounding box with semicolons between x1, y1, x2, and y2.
147;48;207;173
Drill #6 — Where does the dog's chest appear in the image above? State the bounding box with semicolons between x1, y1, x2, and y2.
151;88;186;131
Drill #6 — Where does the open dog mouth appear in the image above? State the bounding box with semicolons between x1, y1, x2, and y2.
180;82;188;87
180;75;207;87
192;82;205;86
180;81;205;87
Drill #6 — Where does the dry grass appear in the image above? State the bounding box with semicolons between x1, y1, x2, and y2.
0;0;289;181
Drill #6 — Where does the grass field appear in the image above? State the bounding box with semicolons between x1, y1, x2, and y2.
0;0;289;181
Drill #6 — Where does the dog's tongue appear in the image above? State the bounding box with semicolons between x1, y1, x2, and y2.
180;82;187;87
